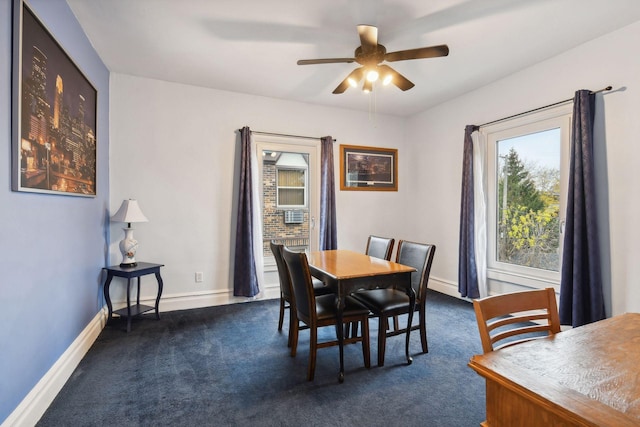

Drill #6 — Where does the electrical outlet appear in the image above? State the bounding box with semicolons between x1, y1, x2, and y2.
195;272;203;283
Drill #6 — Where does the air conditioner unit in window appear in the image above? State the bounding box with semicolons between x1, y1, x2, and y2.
284;210;304;224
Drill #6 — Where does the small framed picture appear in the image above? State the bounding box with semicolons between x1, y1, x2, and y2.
12;0;97;196
340;144;398;191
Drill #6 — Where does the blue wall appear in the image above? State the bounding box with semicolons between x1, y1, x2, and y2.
0;0;109;422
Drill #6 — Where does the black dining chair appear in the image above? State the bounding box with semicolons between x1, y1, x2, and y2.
351;240;435;366
365;235;395;260
270;241;332;352
282;246;371;381
346;235;395;338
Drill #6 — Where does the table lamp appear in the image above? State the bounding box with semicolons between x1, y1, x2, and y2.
111;199;148;268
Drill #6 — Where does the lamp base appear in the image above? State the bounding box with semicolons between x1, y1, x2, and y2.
119;227;140;268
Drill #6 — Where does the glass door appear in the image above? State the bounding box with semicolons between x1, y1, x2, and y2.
255;136;320;263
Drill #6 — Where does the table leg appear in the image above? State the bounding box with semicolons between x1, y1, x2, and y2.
126;278;132;333
335;283;345;383
404;272;416;365
104;273;114;322
136;276;141;307
154;271;163;320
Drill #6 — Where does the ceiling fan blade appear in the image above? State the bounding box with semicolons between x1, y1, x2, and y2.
357;25;378;53
297;58;355;65
385;44;449;62
333;67;364;94
378;64;415;91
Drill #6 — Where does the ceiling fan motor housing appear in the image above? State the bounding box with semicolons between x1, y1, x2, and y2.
355;44;387;67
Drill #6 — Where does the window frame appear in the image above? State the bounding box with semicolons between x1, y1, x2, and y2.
484;104;572;290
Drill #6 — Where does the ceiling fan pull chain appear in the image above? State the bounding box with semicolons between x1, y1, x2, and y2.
368;87;378;126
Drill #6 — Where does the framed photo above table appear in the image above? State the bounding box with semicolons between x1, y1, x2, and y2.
340;144;397;191
12;0;97;197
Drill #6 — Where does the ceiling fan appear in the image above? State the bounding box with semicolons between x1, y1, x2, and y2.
297;24;449;94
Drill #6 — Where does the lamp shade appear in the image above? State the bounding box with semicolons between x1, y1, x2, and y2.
111;199;148;223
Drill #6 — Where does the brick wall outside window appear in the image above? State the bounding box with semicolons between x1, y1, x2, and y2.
262;162;309;256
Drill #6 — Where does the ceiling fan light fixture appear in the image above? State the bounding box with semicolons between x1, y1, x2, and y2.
298;25;449;95
345;67;364;89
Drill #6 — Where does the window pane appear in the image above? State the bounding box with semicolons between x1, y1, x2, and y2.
278;188;304;205
278;170;304;187
496;128;561;272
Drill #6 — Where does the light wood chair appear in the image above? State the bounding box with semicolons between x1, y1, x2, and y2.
472;287;561;354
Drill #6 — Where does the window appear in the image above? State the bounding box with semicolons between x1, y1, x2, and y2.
277;168;307;208
485;105;571;289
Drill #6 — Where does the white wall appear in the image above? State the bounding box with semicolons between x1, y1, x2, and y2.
404;20;640;316
109;75;408;309
110;19;640;317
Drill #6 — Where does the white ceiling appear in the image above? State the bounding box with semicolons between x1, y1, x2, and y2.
66;0;640;117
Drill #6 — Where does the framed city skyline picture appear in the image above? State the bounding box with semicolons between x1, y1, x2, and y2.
340;144;398;191
12;0;97;196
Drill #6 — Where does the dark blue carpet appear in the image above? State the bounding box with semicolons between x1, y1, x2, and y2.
37;290;486;426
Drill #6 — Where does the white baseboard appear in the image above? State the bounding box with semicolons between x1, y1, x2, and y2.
147;284;281;313
97;278;460;316
3;309;107;427
428;276;471;301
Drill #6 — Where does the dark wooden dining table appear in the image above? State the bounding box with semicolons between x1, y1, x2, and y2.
307;249;416;382
468;312;640;426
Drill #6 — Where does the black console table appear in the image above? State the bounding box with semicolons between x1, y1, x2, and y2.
103;262;164;332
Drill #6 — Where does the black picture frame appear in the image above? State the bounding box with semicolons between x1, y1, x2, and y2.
340;144;398;191
12;0;97;196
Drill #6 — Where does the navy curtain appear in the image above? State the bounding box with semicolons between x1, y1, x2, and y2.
458;125;480;298
319;136;338;250
559;90;605;326
233;127;260;297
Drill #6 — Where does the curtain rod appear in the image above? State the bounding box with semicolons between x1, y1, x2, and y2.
477;86;612;128
250;130;336;142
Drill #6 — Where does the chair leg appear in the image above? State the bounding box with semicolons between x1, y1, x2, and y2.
377;315;387;367
278;297;285;331
287;307;296;348
393;315;400;332
290;315;299;357
361;317;370;368
419;310;428;353
307;327;317;381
